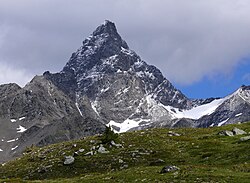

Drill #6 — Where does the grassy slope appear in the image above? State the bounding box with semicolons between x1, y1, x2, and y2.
0;122;250;183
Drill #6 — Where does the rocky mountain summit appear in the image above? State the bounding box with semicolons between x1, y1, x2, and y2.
44;20;192;131
0;20;250;163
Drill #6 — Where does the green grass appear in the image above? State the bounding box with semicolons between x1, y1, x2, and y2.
0;122;250;182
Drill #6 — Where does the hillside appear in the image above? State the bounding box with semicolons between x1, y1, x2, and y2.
0;122;250;182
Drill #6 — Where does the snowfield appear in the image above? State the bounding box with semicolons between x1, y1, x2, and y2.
164;98;227;120
107;96;228;133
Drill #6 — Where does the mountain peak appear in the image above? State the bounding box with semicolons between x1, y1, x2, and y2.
240;85;250;91
92;20;118;36
63;20;129;74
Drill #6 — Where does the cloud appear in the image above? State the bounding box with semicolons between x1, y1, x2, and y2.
0;61;32;87
0;0;250;85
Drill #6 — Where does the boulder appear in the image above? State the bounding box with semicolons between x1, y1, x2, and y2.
218;130;234;136
78;149;85;153
160;165;179;174
111;140;123;148
232;127;247;135
84;151;94;156
37;165;51;173
240;136;250;142
168;131;181;136
63;156;75;165
73;152;79;157
97;144;109;154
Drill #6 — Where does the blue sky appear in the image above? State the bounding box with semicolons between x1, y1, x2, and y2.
177;58;250;98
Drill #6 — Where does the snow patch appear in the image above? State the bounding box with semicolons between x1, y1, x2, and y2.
48;89;52;96
17;125;27;133
19;116;26;121
107;118;151;133
209;123;215;127
10;119;16;123
218;118;229;126
123;87;130;93
11;146;18;151
7;139;16;143
235;113;242;117
75;103;83;116
145;71;155;80
121;47;134;56
162;98;227;120
91;100;99;116
100;87;110;93
134;59;144;67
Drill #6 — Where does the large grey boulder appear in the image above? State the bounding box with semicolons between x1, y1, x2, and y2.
232;127;247;135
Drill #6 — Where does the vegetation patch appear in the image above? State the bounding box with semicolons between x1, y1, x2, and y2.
0;122;250;182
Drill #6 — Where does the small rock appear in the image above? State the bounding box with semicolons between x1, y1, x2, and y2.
218;130;234;136
160;165;179;174
73;144;77;148
64;156;75;165
90;140;96;144
38;166;47;173
139;152;150;155
240;136;250;142
120;164;129;169
123;164;128;168
73;151;79;157
38;154;46;160
78;149;85;153
111;140;123;148
118;159;124;163
84;151;94;156
168;131;181;137
97;144;109;154
232;127;247;135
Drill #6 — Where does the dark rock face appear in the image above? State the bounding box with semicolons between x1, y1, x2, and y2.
0;76;105;163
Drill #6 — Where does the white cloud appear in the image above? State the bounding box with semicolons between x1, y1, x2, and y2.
0;61;32;87
0;0;250;85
